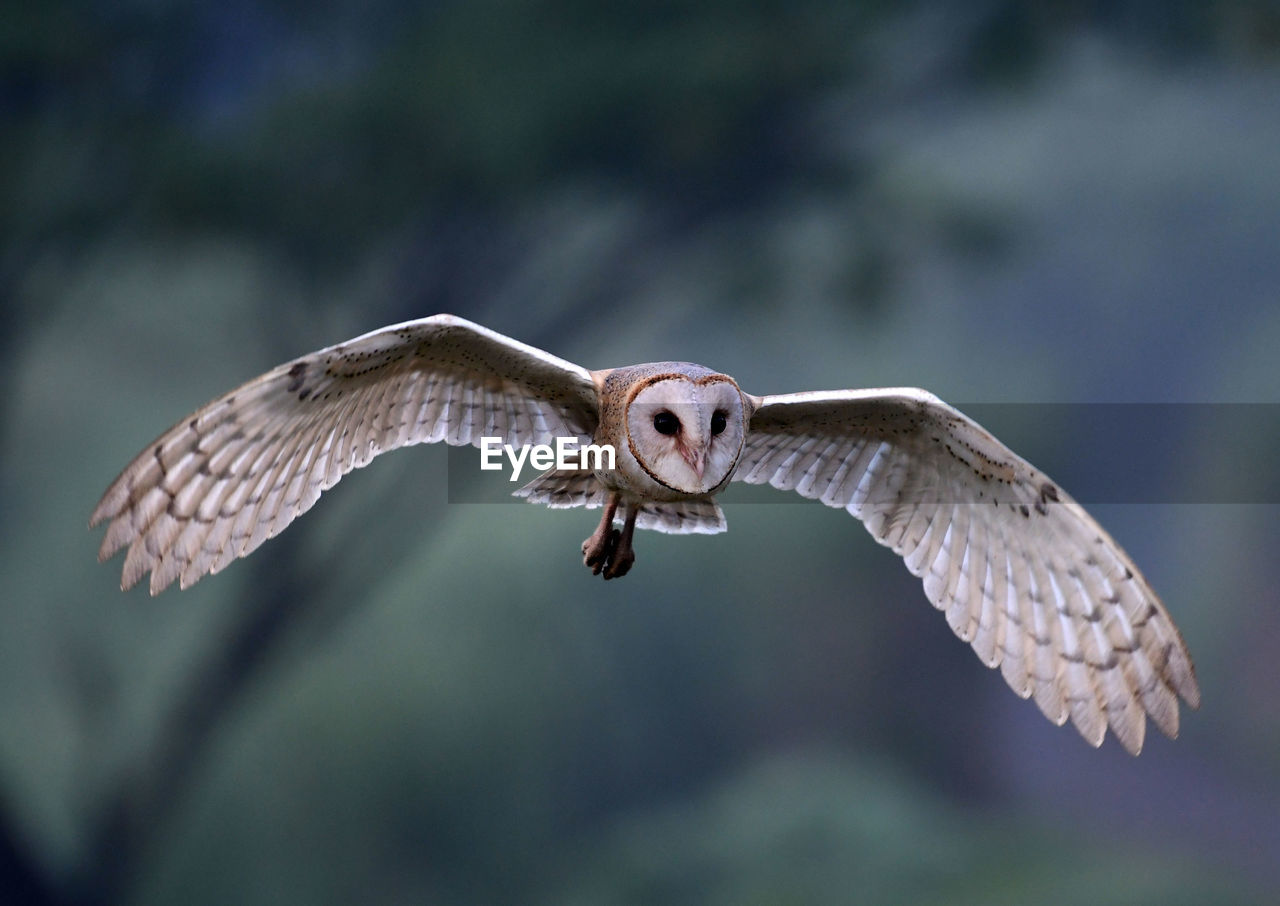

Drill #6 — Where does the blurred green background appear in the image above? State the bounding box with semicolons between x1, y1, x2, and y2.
3;1;1279;903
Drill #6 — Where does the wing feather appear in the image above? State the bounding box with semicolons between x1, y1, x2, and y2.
92;314;599;593
736;387;1198;754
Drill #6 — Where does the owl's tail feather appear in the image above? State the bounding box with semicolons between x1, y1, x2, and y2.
515;469;726;534
514;467;607;509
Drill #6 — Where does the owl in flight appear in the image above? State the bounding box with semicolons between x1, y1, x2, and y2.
92;314;1198;754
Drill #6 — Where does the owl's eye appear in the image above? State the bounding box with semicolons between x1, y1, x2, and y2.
653;411;680;436
710;410;727;436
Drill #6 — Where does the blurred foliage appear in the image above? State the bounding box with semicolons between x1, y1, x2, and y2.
4;0;884;262
548;751;1261;906
5;0;1280;261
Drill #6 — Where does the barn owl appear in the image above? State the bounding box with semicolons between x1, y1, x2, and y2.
91;314;1199;754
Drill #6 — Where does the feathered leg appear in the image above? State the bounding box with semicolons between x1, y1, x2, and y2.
603;506;637;580
582;493;620;575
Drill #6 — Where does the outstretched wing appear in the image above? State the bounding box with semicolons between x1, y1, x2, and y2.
91;314;599;595
736;387;1199;755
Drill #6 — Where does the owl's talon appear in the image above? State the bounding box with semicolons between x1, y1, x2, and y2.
584;528;619;574
600;506;638;580
583;495;621;574
581;496;640;579
602;546;634;580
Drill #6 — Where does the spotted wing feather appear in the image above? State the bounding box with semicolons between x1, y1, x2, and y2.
736;387;1199;755
91;315;599;594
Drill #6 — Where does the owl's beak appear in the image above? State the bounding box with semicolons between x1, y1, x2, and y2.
680;444;706;479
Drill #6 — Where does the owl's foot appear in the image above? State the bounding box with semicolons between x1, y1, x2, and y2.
602;540;634;580
583;495;620;575
582;496;637;579
602;507;638;580
583;527;619;574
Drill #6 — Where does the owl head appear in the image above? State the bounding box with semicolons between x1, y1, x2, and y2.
624;369;750;495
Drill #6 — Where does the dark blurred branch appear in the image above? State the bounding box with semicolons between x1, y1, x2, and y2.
69;479;444;905
0;804;63;906
72;530;318;905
